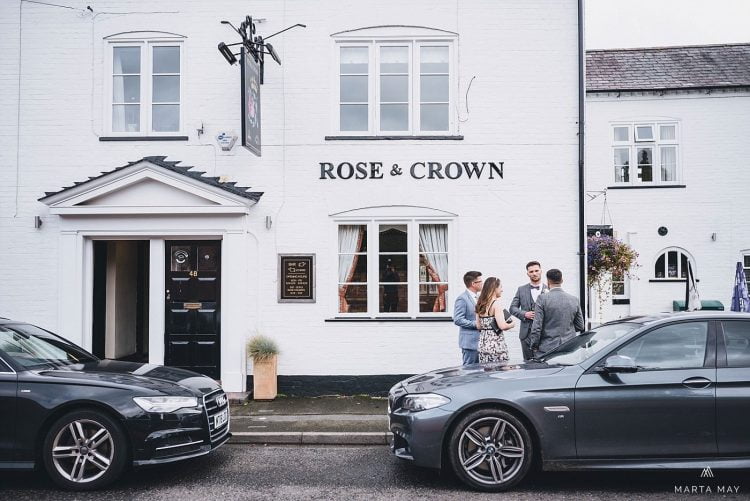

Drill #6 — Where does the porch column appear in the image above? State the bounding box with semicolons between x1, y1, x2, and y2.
148;239;165;365
58;231;84;346
221;230;248;392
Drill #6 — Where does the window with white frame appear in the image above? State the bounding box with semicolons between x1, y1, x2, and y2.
110;41;182;134
336;39;454;135
337;222;450;316
611;271;627;299
654;247;695;279
743;252;750;282
611;122;679;185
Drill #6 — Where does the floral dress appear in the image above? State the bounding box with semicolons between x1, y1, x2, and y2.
478;304;510;364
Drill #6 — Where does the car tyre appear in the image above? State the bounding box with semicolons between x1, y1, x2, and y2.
42;409;128;490
448;407;534;492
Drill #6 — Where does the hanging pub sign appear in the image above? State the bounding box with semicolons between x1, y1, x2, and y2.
278;254;315;303
241;48;261;156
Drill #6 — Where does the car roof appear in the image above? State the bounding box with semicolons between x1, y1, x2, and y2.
606;311;750;326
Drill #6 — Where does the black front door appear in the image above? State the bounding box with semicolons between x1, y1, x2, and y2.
165;241;221;379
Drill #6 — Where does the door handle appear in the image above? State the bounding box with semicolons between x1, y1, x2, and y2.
682;377;712;389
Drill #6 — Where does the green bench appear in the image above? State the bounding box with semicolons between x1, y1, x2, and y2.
672;300;724;311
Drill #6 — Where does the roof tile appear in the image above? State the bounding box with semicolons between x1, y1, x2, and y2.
39;156;263;203
587;43;750;91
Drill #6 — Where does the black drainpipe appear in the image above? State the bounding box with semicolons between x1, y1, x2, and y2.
577;0;587;318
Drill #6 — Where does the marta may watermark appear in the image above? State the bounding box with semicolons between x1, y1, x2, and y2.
673;467;741;495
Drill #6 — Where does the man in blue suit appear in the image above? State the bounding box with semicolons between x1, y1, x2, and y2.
454;271;484;365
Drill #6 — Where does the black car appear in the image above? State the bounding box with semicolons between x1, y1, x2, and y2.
388;312;750;491
0;319;230;490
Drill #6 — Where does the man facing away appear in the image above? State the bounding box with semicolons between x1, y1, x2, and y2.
510;261;548;360
454;271;483;365
528;268;584;358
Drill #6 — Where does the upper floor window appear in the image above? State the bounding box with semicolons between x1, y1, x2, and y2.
611;122;679;185
743;252;750;282
654;247;695;280
337;220;451;317
109;37;183;135
334;29;456;136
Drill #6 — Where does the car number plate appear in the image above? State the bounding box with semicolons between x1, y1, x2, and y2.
214;408;228;429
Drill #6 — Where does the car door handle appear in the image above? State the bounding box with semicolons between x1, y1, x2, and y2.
682;377;712;389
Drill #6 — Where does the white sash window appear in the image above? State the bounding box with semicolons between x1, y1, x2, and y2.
108;35;184;136
335;217;452;317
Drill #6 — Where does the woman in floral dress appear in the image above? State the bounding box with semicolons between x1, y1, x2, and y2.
475;277;515;363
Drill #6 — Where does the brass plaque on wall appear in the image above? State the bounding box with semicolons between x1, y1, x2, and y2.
278;254;315;303
184;302;202;310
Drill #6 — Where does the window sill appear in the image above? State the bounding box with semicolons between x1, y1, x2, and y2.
607;184;686;190
649;279;700;283
612;298;630;305
99;136;189;142
325;135;464;141
325;316;454;322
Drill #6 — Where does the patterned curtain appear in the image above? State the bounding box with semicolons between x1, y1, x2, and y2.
419;224;448;312
338;225;364;313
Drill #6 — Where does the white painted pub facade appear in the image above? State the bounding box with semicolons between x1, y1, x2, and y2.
1;0;583;392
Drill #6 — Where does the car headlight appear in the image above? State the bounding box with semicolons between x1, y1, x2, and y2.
133;396;198;413
400;393;450;412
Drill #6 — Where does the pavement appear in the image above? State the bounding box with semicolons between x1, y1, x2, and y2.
228;395;390;445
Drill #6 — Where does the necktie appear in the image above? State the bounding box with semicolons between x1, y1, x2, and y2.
530;286;540;290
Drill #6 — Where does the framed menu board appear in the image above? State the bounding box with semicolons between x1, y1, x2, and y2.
278;254;315;302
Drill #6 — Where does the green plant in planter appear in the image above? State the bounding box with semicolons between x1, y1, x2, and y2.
247;335;279;361
247;335;279;400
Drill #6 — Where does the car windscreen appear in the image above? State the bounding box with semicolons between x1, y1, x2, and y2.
0;324;98;370
541;322;641;366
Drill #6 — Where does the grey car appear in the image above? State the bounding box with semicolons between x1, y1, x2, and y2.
388;312;750;491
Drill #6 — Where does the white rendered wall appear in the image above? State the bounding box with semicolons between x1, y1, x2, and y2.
586;91;750;321
0;0;582;380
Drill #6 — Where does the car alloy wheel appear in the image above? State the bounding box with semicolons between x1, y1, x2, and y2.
51;418;114;483
43;409;127;490
449;408;534;491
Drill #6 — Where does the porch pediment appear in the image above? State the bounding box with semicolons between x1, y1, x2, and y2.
39;156;263;216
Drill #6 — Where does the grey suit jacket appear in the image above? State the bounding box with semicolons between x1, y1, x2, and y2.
509;283;549;341
453;290;479;350
528;288;584;355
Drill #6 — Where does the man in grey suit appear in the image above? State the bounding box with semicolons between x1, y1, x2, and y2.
528;269;584;357
454;271;483;365
510;261;548;360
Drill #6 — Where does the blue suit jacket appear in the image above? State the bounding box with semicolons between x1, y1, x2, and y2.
454;290;479;350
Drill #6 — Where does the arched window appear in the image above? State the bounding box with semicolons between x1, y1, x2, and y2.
332;205;455;317
331;26;458;136
653;247;695;279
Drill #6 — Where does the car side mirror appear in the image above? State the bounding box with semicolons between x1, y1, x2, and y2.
598;355;638;374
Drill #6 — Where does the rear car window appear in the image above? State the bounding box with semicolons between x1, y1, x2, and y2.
723;321;750;367
0;356;11;372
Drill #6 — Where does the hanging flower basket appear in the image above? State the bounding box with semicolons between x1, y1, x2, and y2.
587;235;639;315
